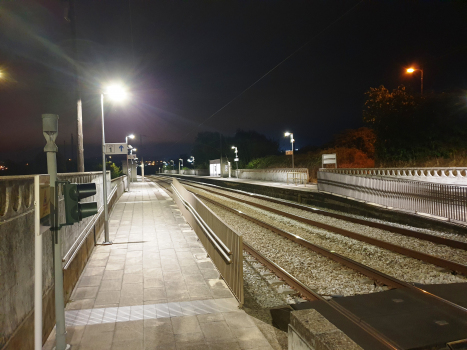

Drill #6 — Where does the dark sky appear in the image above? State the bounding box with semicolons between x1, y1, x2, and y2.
1;0;467;162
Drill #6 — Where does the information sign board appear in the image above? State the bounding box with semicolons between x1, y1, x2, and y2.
104;143;128;155
285;150;293;155
128;154;136;159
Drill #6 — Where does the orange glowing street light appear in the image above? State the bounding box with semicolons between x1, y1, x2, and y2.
406;67;423;94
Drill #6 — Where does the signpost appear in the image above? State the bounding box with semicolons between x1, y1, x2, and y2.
104;143;128;155
128;154;136;160
285;150;293;156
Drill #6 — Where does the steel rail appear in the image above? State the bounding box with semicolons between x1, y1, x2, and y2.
243;242;401;350
182;180;467;276
198;193;408;289
173;177;467;251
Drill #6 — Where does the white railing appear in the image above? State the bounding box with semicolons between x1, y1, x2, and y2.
321;167;467;184
236;168;309;183
318;171;467;223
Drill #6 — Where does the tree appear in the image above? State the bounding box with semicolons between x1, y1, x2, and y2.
363;85;467;162
192;130;280;169
333;127;376;159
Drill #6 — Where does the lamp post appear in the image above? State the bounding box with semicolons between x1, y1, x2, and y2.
406;68;424;95
101;83;128;245
125;134;135;191
284;132;295;169
231;146;239;178
187;156;195;174
179;158;183;174
170;160;174;170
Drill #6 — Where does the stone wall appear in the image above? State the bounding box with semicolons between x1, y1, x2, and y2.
0;172;126;350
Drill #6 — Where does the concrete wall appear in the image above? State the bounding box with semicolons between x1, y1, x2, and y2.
162;169;210;176
0;172;126;350
235;168;309;183
289;309;362;350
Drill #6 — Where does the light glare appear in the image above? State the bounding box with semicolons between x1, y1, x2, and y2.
406;68;415;73
128;134;135;139
284;132;290;136
105;84;128;101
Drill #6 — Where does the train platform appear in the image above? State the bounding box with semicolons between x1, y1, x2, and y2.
158;174;318;193
43;180;274;350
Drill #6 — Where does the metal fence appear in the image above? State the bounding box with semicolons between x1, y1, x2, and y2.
171;178;244;305
318;171;467;223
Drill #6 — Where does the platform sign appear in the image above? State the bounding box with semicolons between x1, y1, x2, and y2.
128;154;136;160
104;143;128;155
234;158;239;162
285;150;293;155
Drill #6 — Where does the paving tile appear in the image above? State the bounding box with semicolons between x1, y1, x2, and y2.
123;273;144;284
144;288;167;301
46;181;272;350
83;266;105;277
78;275;103;287
100;278;123;291
144;277;165;289
114;320;144;342
171;316;201;334
222;311;255;329
120;294;144;306
103;270;124;280
207;342;241;350
112;339;143;350
200;321;235;342
196;312;225;324
95;290;121;307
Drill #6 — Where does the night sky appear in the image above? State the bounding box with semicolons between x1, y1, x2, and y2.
1;0;467;162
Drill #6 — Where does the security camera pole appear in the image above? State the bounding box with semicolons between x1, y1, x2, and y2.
42;114;69;350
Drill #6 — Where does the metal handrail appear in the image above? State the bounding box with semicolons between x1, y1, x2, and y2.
171;183;232;263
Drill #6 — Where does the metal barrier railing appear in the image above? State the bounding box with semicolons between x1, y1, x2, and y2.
287;171;308;186
171;178;244;305
318;171;467;223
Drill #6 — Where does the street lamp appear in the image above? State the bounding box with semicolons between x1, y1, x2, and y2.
179;158;183;174
284;132;295;169
170;160;174;170
101;83;128;245
187;156;195;171
406;67;424;94
231;146;239;178
125;134;135;191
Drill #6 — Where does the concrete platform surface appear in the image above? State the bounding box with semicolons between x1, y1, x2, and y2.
44;180;274;350
158;173;318;193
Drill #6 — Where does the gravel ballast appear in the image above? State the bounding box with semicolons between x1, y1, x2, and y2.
188;185;467;285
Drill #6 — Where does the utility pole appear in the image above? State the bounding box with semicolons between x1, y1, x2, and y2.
42;114;69;350
67;0;85;172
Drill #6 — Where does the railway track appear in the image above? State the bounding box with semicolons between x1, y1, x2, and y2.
147;175;467;349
